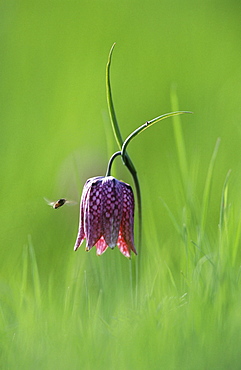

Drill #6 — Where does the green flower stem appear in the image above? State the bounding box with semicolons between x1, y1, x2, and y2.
106;43;142;255
106;44;141;304
105;151;121;177
121;111;193;162
106;44;137;173
106;44;192;302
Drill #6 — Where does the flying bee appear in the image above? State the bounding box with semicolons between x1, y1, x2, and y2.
44;198;77;209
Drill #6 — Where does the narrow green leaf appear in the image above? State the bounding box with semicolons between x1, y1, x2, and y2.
201;138;221;236
171;89;189;184
106;43;123;149
219;169;231;231
121;111;192;160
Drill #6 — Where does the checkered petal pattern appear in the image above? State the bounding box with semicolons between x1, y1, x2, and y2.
74;176;137;258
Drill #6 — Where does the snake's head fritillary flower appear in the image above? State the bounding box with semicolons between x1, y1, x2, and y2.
74;176;137;258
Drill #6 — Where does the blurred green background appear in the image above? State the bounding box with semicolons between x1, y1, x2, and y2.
1;0;241;369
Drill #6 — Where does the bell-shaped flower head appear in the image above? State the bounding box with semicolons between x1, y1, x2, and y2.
74;176;137;258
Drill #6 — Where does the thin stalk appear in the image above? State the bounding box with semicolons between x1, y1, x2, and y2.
106;43;141;302
105;151;121;177
106;43;142;254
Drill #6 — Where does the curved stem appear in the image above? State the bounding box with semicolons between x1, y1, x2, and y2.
105;151;121;177
106;43;142;259
121;111;193;162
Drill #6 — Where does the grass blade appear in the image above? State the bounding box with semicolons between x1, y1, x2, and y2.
201;138;221;237
171;88;189;184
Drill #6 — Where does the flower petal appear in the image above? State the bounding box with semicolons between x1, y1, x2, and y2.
85;177;104;250
74;179;93;251
74;177;103;251
95;236;108;255
101;177;123;248
117;229;131;258
119;183;137;255
74;175;137;257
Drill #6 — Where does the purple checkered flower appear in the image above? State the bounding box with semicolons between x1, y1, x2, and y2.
74;176;137;258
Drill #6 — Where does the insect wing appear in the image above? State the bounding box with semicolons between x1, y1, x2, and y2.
44;198;55;207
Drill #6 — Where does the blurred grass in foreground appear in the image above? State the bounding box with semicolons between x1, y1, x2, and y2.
1;1;241;369
1;113;241;369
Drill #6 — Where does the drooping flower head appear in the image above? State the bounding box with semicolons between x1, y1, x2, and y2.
74;176;137;258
